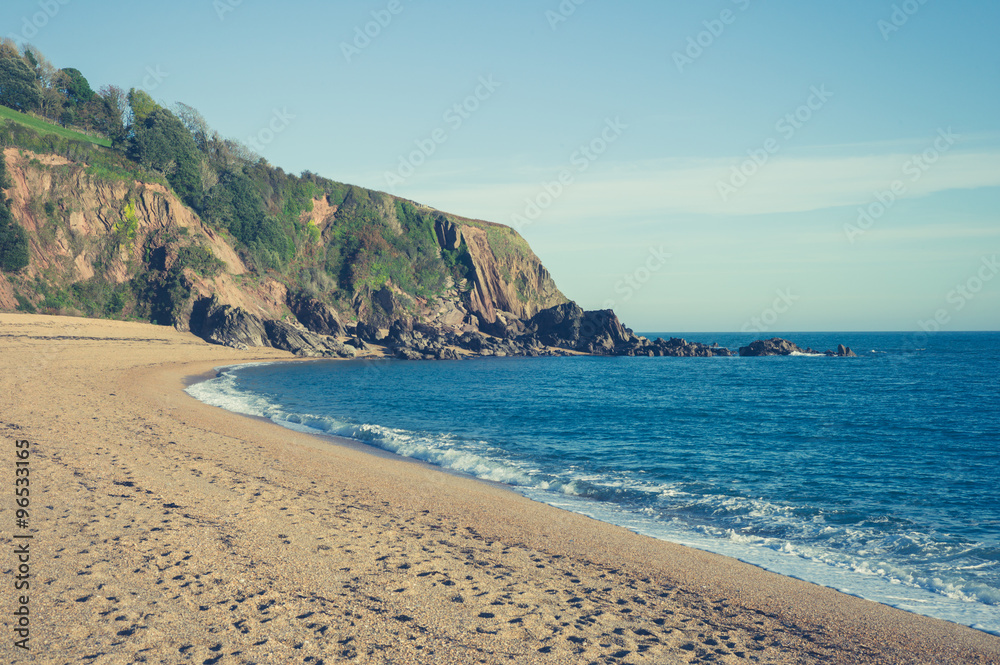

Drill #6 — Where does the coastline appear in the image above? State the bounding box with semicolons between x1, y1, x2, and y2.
2;313;999;664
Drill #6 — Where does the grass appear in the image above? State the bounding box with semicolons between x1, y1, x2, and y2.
0;106;112;148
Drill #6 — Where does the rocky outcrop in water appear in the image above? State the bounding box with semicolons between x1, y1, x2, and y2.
739;338;857;357
833;344;858;358
644;337;732;357
375;303;732;360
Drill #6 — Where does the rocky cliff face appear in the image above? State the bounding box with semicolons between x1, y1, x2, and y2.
0;148;291;321
0;149;751;361
0;149;567;338
454;218;566;324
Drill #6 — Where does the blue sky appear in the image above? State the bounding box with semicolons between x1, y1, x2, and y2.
3;0;998;331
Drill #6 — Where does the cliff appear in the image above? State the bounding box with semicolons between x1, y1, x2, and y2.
0;146;566;335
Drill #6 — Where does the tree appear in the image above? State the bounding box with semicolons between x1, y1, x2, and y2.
0;206;30;272
23;46;62;119
0;39;19;61
0;158;29;272
127;88;160;126
96;85;129;146
174;102;211;151
0;53;41;112
128;108;204;206
58;67;95;106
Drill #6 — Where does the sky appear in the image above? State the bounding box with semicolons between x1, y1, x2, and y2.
3;0;998;332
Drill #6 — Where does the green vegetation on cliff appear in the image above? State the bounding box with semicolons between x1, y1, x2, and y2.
0;154;29;272
0;40;563;325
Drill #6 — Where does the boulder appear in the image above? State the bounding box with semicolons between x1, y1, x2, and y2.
526;302;637;353
837;344;858;358
355;321;381;343
527;302;585;345
263;320;354;358
395;347;425;361
288;295;346;337
653;337;732;357
346;337;369;351
739;338;856;357
739;338;810;357
386;319;414;346
823;344;858;358
199;302;270;349
478;314;526;340
434;215;462;250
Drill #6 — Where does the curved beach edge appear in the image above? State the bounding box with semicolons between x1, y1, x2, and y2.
2;312;998;664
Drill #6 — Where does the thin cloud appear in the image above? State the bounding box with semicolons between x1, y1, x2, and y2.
381;149;1000;224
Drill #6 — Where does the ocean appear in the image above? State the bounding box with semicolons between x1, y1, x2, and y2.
186;331;1000;635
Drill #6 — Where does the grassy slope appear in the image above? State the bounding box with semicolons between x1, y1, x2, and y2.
0;105;112;148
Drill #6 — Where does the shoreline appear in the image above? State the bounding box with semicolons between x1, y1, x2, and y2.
186;355;1000;639
3;313;999;664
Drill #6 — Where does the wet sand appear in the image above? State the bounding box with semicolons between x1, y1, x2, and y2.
2;312;999;664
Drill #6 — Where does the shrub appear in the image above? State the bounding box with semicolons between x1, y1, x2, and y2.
175;244;225;277
0;199;30;272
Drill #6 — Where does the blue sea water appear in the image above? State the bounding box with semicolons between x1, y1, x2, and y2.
186;332;1000;635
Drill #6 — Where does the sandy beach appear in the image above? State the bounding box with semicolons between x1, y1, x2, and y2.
2;313;999;665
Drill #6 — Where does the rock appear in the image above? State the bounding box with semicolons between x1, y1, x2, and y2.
395;347;424;361
457;331;488;353
434;215;462;250
288;295;346;337
263;320;354;358
837;344;858;358
199;302;270;349
527;302;585;345
739;338;856;357
355;321;381;343
478;314;525;340
739;338;810;357
386;319;414;346
526;302;637;353
346;337;369;351
653;337;732;357
436;347;460;360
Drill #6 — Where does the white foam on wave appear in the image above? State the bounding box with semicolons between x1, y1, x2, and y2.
187;365;547;488
185;364;283;418
520;488;1000;635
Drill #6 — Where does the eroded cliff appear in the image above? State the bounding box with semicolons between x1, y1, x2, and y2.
0;148;567;335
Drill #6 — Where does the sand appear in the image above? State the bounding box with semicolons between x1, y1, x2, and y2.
2;312;999;665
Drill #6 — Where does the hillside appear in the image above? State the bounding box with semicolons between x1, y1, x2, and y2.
1;42;733;359
0;140;566;333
